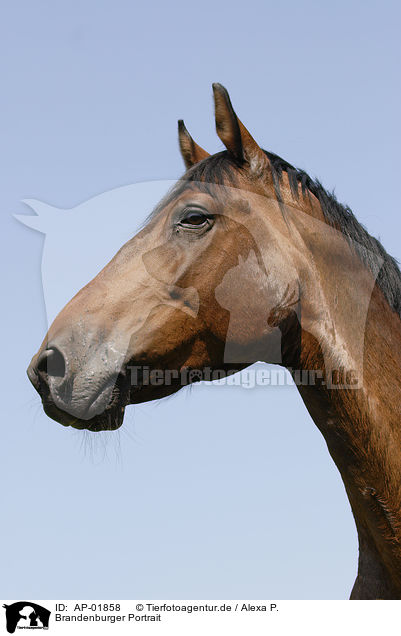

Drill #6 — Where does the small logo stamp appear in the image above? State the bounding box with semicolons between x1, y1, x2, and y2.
2;602;51;633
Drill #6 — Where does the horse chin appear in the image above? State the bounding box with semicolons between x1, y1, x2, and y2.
42;400;125;432
39;366;187;431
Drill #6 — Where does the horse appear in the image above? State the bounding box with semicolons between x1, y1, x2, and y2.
27;83;401;599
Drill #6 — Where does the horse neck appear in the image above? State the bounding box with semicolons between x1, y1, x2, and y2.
284;186;401;597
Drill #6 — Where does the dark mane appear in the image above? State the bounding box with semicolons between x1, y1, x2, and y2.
184;150;401;318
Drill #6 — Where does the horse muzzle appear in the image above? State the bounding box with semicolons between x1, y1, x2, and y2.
27;342;128;431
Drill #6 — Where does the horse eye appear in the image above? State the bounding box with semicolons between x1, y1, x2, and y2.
180;210;208;226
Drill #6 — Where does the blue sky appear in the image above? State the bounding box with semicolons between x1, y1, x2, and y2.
1;0;400;599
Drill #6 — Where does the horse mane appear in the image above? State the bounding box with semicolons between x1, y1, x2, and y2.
184;150;401;319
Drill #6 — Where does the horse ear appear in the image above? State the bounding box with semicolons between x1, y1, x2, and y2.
178;120;210;169
212;83;268;175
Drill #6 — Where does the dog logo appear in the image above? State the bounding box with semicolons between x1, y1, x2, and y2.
2;602;51;633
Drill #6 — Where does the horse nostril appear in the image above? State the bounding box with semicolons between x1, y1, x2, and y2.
37;346;66;379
